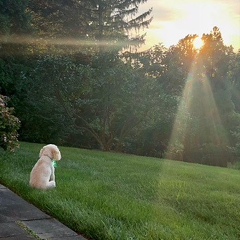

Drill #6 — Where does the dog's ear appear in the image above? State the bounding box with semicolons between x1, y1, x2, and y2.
52;148;61;161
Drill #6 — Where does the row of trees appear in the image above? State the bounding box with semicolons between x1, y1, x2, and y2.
0;1;240;166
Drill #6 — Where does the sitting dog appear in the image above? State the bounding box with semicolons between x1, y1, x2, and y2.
29;144;61;190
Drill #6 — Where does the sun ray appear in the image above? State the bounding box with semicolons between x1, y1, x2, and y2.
0;35;129;48
165;56;229;163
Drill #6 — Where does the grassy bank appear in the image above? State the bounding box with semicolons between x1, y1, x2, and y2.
0;142;240;239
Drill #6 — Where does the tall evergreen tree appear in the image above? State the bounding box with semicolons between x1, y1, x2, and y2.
28;0;152;52
80;0;152;48
0;0;32;56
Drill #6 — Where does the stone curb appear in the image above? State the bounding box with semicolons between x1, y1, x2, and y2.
0;184;87;240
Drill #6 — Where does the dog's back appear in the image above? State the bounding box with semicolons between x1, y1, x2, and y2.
29;158;53;189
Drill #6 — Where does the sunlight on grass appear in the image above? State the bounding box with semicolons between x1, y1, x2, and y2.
166;55;229;161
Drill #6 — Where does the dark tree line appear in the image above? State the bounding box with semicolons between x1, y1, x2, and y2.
0;1;240;167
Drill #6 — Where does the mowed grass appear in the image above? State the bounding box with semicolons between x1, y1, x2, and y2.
0;142;240;240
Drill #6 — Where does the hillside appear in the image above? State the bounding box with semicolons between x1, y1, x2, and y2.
0;142;240;240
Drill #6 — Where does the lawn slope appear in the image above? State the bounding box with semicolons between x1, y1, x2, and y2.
0;142;240;240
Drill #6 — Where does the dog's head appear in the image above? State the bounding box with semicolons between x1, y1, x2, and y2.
39;144;61;161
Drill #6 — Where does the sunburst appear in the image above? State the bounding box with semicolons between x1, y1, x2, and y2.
193;37;204;50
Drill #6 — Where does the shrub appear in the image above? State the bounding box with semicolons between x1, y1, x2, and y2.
0;95;20;151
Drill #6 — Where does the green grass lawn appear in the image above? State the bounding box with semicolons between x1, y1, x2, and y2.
0;142;240;240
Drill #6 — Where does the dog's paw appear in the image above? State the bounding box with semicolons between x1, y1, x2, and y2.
48;180;56;189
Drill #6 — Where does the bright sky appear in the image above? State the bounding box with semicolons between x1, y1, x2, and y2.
139;0;240;51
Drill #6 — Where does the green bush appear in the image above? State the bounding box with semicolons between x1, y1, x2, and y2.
0;95;20;151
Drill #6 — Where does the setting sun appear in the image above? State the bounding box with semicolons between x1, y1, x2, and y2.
140;0;240;51
193;37;204;50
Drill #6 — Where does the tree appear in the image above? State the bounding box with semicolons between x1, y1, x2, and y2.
0;0;30;35
28;0;87;38
27;0;152;55
228;50;240;113
79;0;152;48
134;28;238;166
227;50;240;162
0;0;154;152
165;27;236;166
0;0;32;57
27;54;156;151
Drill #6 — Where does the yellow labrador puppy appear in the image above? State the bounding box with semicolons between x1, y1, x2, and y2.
29;144;61;190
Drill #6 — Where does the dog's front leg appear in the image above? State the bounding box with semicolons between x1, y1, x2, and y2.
50;165;55;181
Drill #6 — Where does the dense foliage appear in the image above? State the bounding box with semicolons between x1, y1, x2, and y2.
0;94;20;151
0;1;239;166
